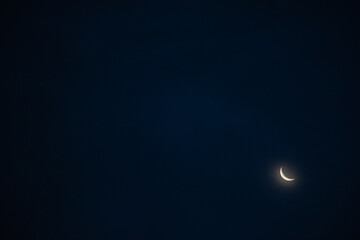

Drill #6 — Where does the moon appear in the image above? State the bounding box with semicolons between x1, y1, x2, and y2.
280;167;295;181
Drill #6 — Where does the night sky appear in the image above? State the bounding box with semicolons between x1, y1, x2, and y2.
2;1;360;239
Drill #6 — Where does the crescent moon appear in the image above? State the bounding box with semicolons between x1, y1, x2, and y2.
280;167;295;181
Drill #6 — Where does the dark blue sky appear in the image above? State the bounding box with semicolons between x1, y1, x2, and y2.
2;1;359;239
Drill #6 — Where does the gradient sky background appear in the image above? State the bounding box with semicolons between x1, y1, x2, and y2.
2;1;360;239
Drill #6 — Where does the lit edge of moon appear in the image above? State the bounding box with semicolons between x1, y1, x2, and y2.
280;167;295;182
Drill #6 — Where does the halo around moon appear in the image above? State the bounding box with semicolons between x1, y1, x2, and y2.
280;167;295;181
